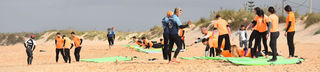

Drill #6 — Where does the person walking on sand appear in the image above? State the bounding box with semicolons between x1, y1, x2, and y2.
284;5;296;59
166;7;191;64
24;35;36;65
107;27;116;49
55;32;67;63
161;11;173;60
267;6;280;62
62;35;73;63
71;32;83;62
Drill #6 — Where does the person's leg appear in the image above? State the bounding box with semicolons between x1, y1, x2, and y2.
253;32;262;58
26;48;33;64
224;34;231;51
168;36;174;61
162;34;169;60
287;32;295;57
248;30;257;48
205;45;209;57
65;49;71;63
77;47;82;61
244;40;248;49
270;32;279;60
262;32;268;55
173;35;182;59
182;39;185;49
210;48;215;57
60;49;67;63
240;40;244;48
111;38;114;46
218;35;223;50
56;49;59;62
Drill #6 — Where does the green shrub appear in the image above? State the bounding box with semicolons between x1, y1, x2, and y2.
304;13;320;28
279;15;286;23
315;29;320;35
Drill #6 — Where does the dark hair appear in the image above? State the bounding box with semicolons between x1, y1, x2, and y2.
241;25;244;27
201;38;208;43
256;9;264;17
56;32;61;35
268;7;276;14
71;32;75;34
285;5;292;12
141;37;146;40
62;35;66;38
254;7;261;12
215;14;221;19
132;36;136;39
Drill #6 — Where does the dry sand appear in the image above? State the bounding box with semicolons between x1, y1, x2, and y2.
1;22;320;72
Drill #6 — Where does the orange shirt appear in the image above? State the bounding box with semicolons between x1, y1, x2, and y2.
55;36;64;49
286;12;295;32
73;36;81;48
269;14;279;32
178;29;184;37
255;15;268;32
214;19;229;35
252;15;259;30
143;40;153;48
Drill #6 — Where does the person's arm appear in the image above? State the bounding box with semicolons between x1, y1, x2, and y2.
70;44;74;49
266;22;272;33
286;21;292;32
24;43;27;48
245;31;249;40
233;31;240;39
227;25;231;35
55;40;57;45
80;39;83;45
32;45;36;51
63;40;66;47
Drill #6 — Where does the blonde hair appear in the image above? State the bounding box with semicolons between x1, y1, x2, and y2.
231;45;240;57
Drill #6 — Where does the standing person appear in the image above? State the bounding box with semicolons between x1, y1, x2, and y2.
267;6;279;62
107;27;116;49
71;32;83;62
55;32;67;63
212;14;231;52
24;35;36;65
284;5;296;59
62;35;73;63
246;7;260;50
167;7;191;64
162;11;173;60
233;25;249;51
179;29;186;52
252;9;271;58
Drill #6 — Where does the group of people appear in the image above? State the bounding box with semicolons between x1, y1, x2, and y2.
160;5;296;63
247;5;296;62
24;5;297;65
24;32;83;65
55;32;83;63
161;7;192;64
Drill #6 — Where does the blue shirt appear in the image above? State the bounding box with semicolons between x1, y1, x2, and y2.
162;17;169;34
171;14;182;26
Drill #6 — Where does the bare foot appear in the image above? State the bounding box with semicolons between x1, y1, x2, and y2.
167;61;173;64
265;55;268;58
172;58;181;63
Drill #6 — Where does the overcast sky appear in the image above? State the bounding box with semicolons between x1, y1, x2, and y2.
1;0;319;33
